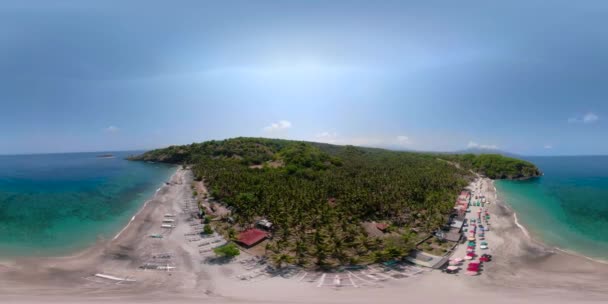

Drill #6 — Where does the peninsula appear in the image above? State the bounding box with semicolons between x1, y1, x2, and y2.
130;137;541;268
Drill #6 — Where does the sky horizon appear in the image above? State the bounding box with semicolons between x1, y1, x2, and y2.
2;1;608;156
4;137;608;158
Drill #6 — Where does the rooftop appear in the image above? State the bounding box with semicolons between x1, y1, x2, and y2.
376;223;389;232
237;229;268;247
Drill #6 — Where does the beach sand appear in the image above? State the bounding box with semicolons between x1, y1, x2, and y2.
0;170;607;303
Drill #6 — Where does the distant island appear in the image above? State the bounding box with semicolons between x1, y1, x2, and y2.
129;137;541;269
96;154;114;158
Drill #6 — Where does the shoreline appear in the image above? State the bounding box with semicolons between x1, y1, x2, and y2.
474;177;608;297
492;179;608;265
512;212;531;239
112;184;169;241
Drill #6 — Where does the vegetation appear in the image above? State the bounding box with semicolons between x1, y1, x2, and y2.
213;243;241;258
131;137;540;269
438;154;541;179
203;224;213;235
417;236;452;256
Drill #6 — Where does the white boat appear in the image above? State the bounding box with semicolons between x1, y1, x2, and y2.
157;265;176;271
94;273;136;282
161;224;175;228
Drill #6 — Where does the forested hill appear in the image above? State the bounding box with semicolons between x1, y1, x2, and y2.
129;138;540;268
130;137;540;180
437;154;541;180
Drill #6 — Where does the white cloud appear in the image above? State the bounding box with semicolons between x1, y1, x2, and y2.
315;131;339;143
104;126;119;133
395;135;411;145
312;132;413;148
467;141;498;150
263;120;292;132
568;112;599;124
584;112;599;123
544;145;553;149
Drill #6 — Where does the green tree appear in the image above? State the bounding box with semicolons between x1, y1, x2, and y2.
270;253;295;269
203;224;213;235
227;228;237;240
213;243;240;258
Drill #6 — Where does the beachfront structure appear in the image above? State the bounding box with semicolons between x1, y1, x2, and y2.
236;229;268;248
375;223;389;233
406;251;449;269
443;191;470;242
256;219;273;230
450;218;465;230
443;229;462;242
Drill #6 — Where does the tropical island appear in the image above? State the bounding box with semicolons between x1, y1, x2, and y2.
96;153;115;158
129;137;541;269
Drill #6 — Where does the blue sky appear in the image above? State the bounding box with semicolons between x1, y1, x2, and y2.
1;1;608;155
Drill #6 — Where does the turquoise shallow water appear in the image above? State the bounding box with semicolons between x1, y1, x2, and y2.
0;152;175;257
496;156;608;260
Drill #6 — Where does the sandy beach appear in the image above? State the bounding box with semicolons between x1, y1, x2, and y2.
1;170;608;303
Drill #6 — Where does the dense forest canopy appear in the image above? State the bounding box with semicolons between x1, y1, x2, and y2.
437;153;541;179
130;137;540;268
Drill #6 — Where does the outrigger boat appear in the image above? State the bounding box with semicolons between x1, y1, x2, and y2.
157;265;176;271
94;273;136;282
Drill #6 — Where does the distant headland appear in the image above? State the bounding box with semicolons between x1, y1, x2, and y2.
96;154;114;158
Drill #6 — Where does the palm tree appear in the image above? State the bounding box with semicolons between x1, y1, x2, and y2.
271;253;295;269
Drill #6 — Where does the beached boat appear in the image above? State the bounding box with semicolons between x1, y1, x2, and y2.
149;234;163;238
156;265;176;271
94;273;136;282
161;224;175;228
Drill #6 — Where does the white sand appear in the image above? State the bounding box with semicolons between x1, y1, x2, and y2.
0;171;607;303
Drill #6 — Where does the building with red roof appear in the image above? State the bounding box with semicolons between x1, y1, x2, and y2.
237;229;268;248
376;223;389;232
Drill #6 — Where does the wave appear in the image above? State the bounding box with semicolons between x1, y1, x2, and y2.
512;212;530;239
494;179;608;265
113;199;150;240
113;178;171;240
554;247;608;265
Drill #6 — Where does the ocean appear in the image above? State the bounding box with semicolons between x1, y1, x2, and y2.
496;156;608;261
0;152;175;257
